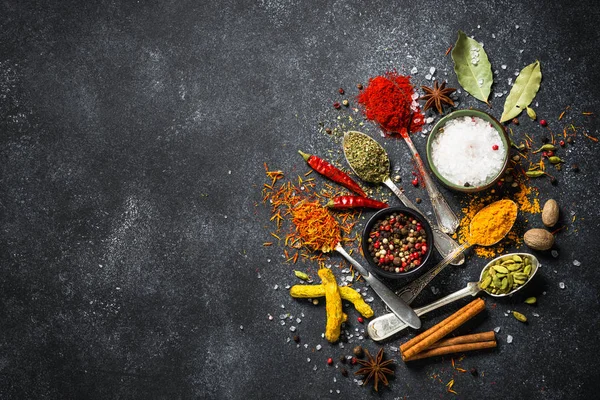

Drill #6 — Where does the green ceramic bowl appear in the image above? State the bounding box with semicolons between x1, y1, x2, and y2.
426;109;510;193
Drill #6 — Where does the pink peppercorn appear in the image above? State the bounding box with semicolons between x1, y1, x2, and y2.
492;144;499;150
540;119;548;127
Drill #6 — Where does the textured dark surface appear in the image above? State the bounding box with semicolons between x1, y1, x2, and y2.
2;0;600;399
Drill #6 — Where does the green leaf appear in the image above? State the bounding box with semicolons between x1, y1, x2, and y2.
451;31;493;105
500;60;542;122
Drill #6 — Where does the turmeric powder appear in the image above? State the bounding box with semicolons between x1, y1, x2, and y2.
457;177;539;258
468;199;518;246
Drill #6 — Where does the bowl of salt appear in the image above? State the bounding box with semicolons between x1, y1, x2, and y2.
426;109;510;192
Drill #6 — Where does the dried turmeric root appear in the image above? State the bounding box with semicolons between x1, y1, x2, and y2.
290;268;374;342
319;268;343;342
289;286;374;318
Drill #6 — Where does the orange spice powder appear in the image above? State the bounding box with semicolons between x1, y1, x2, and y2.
262;163;361;264
456;178;540;258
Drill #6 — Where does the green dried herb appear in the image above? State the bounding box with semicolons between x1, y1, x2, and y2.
343;131;390;183
451;31;493;106
500;61;542;122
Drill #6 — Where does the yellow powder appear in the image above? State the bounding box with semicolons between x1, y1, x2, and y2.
456;177;540;258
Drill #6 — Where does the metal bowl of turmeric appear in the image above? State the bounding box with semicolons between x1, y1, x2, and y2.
361;206;434;280
426;109;510;192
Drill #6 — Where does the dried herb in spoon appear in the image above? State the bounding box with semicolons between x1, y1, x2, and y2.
343;131;390;183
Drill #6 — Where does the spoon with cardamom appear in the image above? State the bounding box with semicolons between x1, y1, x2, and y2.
343;130;464;266
393;199;518;306
367;252;539;341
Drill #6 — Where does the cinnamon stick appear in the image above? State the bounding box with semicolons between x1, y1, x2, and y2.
400;298;486;361
403;337;497;361
426;331;496;350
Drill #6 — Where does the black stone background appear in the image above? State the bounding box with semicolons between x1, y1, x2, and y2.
2;0;600;399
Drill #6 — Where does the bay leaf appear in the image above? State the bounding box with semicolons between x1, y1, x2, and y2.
451;31;493;105
500;60;542;122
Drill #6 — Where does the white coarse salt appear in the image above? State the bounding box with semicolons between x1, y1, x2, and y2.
430;116;506;187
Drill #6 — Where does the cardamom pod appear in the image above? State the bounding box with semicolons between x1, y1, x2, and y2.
513;311;528;322
549;156;564;164
294;270;310;281
507;263;522;271
533;144;557;153
492;265;509;274
479;276;492;290
524;297;537;304
526;106;537;120
526;170;545;178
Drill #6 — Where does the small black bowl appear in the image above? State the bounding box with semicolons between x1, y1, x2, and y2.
361;206;434;280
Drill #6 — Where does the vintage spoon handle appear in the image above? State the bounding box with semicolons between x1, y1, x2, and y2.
368;282;481;341
395;242;471;304
334;244;421;330
383;178;464;266
401;134;459;234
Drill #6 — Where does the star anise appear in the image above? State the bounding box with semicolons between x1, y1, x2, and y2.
354;348;394;392
420;81;456;114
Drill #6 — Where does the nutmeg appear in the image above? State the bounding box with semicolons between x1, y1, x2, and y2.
541;199;559;227
523;228;554;251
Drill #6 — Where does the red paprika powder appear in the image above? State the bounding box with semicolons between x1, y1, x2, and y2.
356;71;424;135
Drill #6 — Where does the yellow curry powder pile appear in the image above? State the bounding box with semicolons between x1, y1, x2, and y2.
261;163;361;265
456;178;540;258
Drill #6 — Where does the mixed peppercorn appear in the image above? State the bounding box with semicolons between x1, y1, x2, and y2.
366;212;428;274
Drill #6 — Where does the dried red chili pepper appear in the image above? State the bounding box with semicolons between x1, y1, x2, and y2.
325;195;388;210
298;151;366;197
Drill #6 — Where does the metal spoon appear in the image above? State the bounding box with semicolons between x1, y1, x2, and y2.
343;130;464;266
397;126;459;234
367;252;540;341
331;243;421;329
394;199;518;305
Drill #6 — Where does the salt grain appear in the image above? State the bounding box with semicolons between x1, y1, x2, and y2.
507;335;513;344
430;116;506;187
559;282;565;289
573;260;581;266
